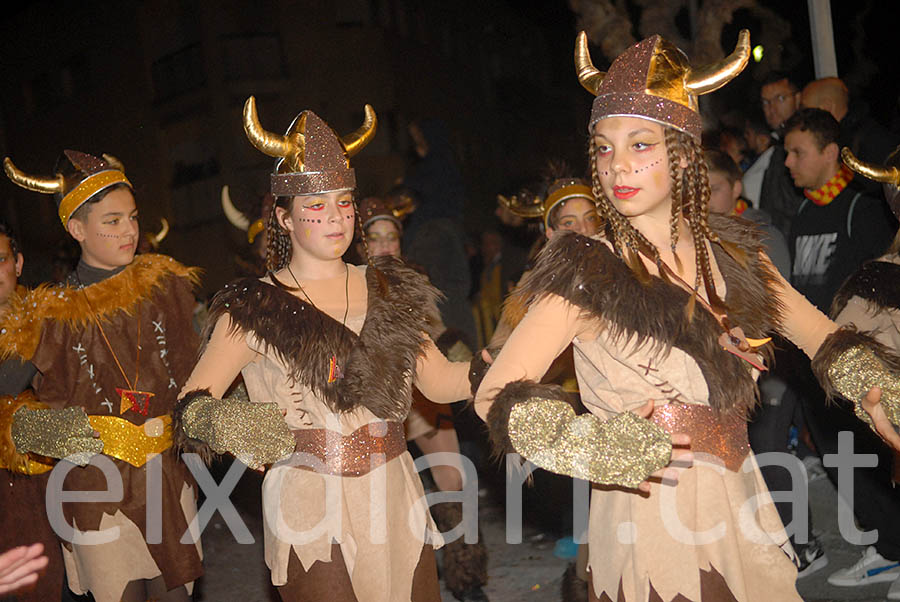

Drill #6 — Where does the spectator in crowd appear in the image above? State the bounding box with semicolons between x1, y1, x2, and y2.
404;119;478;348
758;73;806;237
742;112;775;208
802;77;900;196
783;107;900;591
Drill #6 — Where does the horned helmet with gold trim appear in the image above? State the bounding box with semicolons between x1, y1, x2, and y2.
4;150;132;227
842;146;900;220
498;177;595;231
575;30;750;139
358;190;416;232
242;96;376;196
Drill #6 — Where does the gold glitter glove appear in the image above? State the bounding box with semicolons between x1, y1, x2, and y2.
507;398;671;488
826;346;900;428
11;406;103;466
486;380;671;488
177;392;295;470
812;327;900;431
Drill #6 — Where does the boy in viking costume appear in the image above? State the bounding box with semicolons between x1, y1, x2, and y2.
475;30;900;601
0;151;203;602
176;98;476;601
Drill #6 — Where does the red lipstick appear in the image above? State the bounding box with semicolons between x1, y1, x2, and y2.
613;186;639;200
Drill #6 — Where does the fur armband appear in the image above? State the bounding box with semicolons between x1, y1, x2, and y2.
486;380;671;488
173;389;218;465
812;326;900;428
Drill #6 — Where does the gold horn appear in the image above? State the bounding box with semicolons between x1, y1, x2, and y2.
685;29;750;95
102;153;125;172
575;32;605;96
497;194;543;219
152;218;169;245
243;96;294;159
842;147;900;185
4;157;64;194
221;185;251;230
340;105;377;158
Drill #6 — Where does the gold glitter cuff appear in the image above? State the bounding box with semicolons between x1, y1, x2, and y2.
11;406;103;466
182;395;295;469
507;398;671;488
828;345;900;429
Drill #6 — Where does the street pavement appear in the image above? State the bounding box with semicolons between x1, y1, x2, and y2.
191;459;894;601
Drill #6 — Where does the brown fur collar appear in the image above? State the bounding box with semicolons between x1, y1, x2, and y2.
508;214;783;417
0;254;200;362
205;256;441;420
831;260;900;318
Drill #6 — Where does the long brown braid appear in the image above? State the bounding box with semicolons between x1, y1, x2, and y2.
589;127;736;317
265;195;294;275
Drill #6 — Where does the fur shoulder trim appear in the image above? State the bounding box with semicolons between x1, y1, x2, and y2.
0;390;48;473
339;256;443;420
508;221;781;416
831;261;900;318
206;257;441;420
204;276;355;412
0;254;201;361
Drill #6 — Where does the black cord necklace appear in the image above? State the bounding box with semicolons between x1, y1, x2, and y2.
287;263;350;383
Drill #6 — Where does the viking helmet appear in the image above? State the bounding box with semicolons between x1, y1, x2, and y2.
4;150;132;227
243;96;376;196
842;147;900;220
221;185;268;244
575;30;750;139
144;218;170;250
499;178;595;230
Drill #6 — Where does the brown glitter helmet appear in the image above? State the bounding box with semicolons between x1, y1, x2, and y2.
842;147;900;220
242;96;376;196
498;178;595;230
4;150;132;227
575;30;750;139
358;190;417;230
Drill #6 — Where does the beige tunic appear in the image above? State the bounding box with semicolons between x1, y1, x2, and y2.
475;241;836;602
184;264;470;601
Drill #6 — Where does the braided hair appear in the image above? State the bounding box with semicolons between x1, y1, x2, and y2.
590;126;742;317
264;195;294;275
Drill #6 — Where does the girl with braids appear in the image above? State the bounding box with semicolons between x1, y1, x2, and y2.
475;32;896;602
176;99;474;602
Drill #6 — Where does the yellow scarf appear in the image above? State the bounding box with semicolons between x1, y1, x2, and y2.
804;164;854;206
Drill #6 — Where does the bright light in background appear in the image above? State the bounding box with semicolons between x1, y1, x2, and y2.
752;45;764;63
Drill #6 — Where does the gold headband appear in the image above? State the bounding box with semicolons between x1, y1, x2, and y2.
57;170;132;226
542;184;594;229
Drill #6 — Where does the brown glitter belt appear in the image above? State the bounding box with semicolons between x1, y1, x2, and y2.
649;402;750;472
290;421;406;476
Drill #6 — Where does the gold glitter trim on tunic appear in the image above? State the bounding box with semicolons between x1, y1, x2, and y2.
290;421;406;476
649;402;750;472
87;415;172;467
507;398;671;488
828;345;900;428
181;394;295;469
